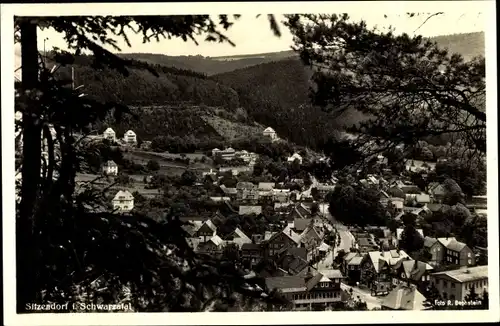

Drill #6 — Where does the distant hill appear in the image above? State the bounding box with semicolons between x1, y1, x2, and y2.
212;32;485;141
118;50;297;76
116;32;483;77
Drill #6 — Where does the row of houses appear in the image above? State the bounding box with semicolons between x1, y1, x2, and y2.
179;202;350;310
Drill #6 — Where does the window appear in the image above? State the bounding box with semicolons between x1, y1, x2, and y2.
468;252;472;258
450;295;456;300
443;281;448;288
437;247;441;252
451;283;455;289
468;259;472;265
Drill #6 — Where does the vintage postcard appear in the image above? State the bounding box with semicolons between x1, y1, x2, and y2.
2;1;498;325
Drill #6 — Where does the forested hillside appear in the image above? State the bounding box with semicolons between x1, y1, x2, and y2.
46;32;483;151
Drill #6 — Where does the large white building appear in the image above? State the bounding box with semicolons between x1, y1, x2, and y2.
123;130;137;145
112;190;134;212
103;127;116;142
263;127;277;141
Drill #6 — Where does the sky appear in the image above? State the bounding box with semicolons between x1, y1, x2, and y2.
15;11;486;58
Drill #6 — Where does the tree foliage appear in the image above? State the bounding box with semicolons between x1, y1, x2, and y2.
15;14;286;313
285;14;486;163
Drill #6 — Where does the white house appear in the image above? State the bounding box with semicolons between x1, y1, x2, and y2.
103;127;116;142
102;160;118;176
263;127;277;141
112;190;134;212
123;130;137;144
287;153;303;164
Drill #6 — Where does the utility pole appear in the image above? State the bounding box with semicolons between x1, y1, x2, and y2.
71;66;75;90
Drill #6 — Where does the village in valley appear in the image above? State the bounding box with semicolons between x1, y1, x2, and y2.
23;122;487;311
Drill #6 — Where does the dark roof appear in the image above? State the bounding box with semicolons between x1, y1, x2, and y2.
294;218;312;232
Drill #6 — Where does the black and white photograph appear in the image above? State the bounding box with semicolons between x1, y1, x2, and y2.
2;1;498;325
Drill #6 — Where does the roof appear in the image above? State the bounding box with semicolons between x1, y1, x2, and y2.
221;186;238;195
382;285;426;310
294;218;312;232
113;190;134;201
105;160;117;167
258;182;276;190
263;127;276;133
125;130;136;135
280;226;301;244
201;219;217;232
368;250;409;272
396;228;424;240
348;256;364;266
318;269;343;279
209;235;224;246
445;239;468;252
416;194;431;203
437;237;457;247
265;276;306;292
231;228;252;246
241;243;261;251
287;153;303;161
423;236;438;248
431;266;488;283
344;252;360;263
401;260;434;280
104;127;115;133
236;182;255;190
239;206;262;215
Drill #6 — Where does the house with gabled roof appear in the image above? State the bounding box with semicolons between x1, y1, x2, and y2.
264;268;344;310
262;126;277;140
360;250;410;292
289;203;312;220
112;190;134;212
123;130;137;145
381;285;426;310
424;236;474;267
263;226;302;257
287;153;303;165
428;182;447;203
102;160;118;176
444;238;475;267
196;235;224;255
226;227;252;248
300;225;325;260
195;219;217;241
391;258;434;292
103;127;116;142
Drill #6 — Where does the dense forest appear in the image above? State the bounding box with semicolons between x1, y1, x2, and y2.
48;32;484;151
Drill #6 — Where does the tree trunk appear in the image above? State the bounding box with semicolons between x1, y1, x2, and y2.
18;18;41;311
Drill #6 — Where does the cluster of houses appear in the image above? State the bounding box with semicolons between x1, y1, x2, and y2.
211;147;259;165
180;202;347;310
